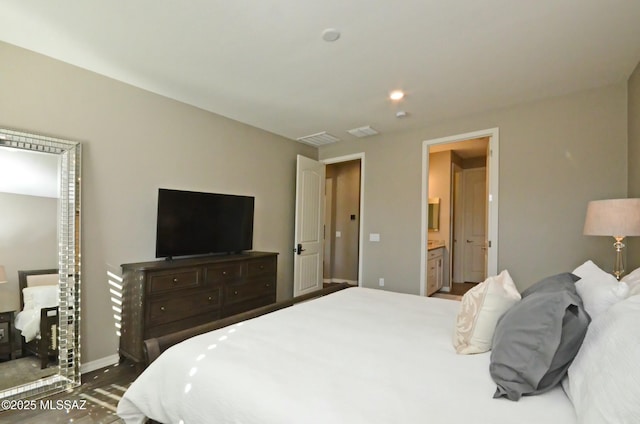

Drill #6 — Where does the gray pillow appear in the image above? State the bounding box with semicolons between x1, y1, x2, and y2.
490;287;590;401
520;272;580;298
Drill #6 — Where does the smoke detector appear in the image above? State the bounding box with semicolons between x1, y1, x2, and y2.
322;28;341;42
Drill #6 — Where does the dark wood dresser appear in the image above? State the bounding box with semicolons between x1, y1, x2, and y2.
0;310;15;360
119;251;278;364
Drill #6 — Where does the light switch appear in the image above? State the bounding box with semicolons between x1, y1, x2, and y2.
369;233;380;242
336;231;342;238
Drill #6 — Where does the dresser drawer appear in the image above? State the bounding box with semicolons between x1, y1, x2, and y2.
204;263;242;284
225;279;275;305
147;288;221;326
148;268;202;294
247;257;276;277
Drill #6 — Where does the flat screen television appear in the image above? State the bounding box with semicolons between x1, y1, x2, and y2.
155;188;254;258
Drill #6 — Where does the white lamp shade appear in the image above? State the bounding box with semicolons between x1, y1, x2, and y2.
0;265;7;283
584;198;640;237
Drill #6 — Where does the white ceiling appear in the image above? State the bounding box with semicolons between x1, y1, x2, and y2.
1;1;639;144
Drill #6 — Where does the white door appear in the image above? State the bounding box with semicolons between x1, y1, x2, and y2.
293;155;325;296
463;168;487;283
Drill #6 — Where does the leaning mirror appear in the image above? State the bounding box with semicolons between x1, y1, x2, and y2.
0;128;81;402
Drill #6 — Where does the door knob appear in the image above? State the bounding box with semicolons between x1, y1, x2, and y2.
295;243;306;255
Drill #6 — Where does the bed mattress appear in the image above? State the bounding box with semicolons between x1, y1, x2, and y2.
117;287;576;424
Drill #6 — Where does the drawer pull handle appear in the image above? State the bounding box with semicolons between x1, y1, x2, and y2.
265;283;270;287
259;265;264;270
160;306;166;311
222;271;227;276
234;291;238;295
172;278;179;284
208;296;213;301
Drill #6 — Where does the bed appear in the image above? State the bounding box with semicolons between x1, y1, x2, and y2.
119;260;640;424
14;268;59;369
118;284;594;424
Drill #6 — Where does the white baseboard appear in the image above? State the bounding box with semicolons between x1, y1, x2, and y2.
81;353;120;374
325;278;357;285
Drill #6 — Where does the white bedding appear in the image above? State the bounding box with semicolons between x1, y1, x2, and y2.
117;287;576;424
15;284;58;342
14;309;41;342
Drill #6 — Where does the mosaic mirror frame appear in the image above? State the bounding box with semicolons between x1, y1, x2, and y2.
0;128;81;402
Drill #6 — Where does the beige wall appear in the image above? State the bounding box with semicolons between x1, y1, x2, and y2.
320;83;628;293
0;192;57;311
628;61;640;271
2;38;636;363
0;41;316;363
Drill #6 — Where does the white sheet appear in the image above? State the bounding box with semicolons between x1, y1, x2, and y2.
16;282;58;342
14;309;41;342
117;287;577;424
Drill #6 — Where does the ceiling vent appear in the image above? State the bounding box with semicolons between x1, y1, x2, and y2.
296;131;341;146
347;125;379;138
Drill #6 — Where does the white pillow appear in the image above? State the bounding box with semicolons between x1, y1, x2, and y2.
453;270;521;354
572;260;628;319
563;294;640;423
621;267;640;293
22;285;58;310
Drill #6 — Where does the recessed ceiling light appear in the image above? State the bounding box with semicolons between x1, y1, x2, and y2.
322;28;341;42
389;90;405;101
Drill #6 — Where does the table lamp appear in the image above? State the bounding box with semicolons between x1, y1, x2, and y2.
584;198;640;280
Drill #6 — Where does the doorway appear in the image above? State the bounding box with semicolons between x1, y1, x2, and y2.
293;153;364;295
322;153;364;287
421;128;499;297
323;159;361;286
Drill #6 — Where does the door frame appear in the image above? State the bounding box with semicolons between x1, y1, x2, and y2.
420;128;499;296
322;152;365;287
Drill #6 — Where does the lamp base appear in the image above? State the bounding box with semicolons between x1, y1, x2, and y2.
613;236;625;280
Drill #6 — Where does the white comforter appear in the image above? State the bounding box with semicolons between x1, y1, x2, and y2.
14;309;41;343
117;287;576;424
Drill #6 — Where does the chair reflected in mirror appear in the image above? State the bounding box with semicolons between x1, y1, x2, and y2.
16;269;59;369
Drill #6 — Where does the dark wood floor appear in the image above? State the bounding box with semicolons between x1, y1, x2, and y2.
449;282;478;296
0;361;140;424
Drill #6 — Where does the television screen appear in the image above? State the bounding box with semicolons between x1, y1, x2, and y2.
155;189;254;258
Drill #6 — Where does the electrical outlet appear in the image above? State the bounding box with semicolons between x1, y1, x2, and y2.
379;278;384;287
